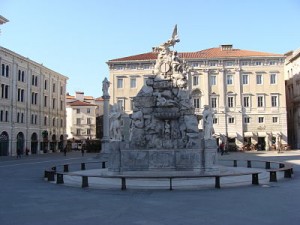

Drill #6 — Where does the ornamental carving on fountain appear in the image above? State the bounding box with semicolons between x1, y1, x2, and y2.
129;25;201;150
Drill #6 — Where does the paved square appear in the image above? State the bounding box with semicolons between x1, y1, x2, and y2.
0;151;299;225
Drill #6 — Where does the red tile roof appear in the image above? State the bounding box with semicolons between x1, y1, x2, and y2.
68;100;97;107
95;97;104;101
108;47;283;62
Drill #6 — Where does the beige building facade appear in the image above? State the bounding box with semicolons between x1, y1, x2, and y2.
0;46;68;156
107;44;287;150
285;48;300;149
66;92;103;143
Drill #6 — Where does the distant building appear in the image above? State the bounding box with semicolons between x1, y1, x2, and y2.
285;48;300;149
107;44;287;150
66;92;103;143
0;46;68;156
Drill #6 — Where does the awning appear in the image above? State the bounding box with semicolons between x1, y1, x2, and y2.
213;133;221;137
244;132;253;137
272;131;281;136
227;132;237;138
257;132;267;137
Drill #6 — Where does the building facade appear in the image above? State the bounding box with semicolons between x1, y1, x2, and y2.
285;48;300;149
0;47;68;156
66;92;103;143
107;44;287;150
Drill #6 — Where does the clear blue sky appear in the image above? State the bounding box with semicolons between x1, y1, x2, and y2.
1;0;300;97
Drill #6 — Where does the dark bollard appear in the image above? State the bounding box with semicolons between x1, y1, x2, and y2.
48;171;55;182
215;176;221;189
57;173;64;184
233;160;237;167
247;160;252;168
270;171;277;182
81;163;86;170
252;173;259;185
279;163;284;168
44;170;49;178
121;177;126;190
265;162;271;169
64;164;69;172
82;176;89;188
284;169;292;178
169;178;173;191
102;161;106;168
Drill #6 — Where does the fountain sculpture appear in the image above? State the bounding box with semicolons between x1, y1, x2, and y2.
104;26;218;174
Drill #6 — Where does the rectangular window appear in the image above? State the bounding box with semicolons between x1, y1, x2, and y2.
258;117;264;123
193;98;200;108
211;97;217;108
257;96;264;107
210;75;216;85
0;110;3;121
87;129;91;135
270;74;277;84
243;96;250;108
5;111;8;122
86;108;90;114
130;78;137;88
76;109;80;114
271;95;278;107
76;129;81;135
130;98;134;110
272;117;278;123
228;117;235;124
228;96;234;108
227;75;233;85
213;118;218;124
44;96;48;107
53;83;56;92
242;74;248;85
193;76;199;86
117;78;123;88
256;74;263;84
76;118;81;125
52;98;56;109
209;61;217;66
44;80;47;90
87;118;91;124
117;99;125;111
44;116;47;126
244;117;250;124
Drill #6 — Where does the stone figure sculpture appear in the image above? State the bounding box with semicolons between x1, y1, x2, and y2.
109;104;122;141
203;105;214;140
102;77;110;96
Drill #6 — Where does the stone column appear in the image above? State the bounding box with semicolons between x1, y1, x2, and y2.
101;94;110;153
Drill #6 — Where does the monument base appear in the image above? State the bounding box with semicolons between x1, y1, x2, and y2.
108;141;211;174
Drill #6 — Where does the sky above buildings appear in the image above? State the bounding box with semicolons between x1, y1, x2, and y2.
1;0;300;97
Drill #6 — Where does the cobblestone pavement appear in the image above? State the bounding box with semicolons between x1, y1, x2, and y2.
0;150;300;225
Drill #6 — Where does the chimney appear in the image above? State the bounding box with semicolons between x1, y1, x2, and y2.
75;91;84;101
220;44;233;51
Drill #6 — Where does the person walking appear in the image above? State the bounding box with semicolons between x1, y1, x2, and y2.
220;142;225;155
16;148;21;159
63;145;67;156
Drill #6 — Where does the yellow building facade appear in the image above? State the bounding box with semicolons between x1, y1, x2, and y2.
107;45;287;151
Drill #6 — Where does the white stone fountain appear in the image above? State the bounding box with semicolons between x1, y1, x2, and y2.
103;26;218;174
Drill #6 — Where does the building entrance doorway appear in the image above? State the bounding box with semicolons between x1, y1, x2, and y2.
0;132;9;156
31;133;38;154
257;137;266;150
